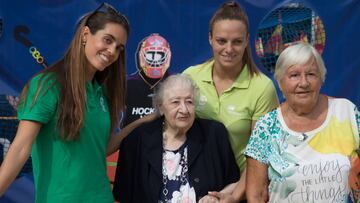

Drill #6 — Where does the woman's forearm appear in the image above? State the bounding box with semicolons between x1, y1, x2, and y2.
0;121;40;196
246;158;269;203
232;168;246;201
106;113;159;156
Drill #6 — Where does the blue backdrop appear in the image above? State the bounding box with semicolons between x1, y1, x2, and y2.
0;0;359;106
0;1;359;202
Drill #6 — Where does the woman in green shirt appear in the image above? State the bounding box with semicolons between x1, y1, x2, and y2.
0;3;129;203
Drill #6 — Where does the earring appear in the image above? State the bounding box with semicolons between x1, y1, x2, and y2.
82;41;86;46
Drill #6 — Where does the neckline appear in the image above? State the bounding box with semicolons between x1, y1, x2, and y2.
163;137;188;152
277;97;333;135
208;62;250;89
86;79;101;91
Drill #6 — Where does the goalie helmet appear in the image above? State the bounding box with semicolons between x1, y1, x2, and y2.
138;33;171;78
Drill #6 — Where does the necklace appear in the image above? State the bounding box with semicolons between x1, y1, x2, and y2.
161;144;188;202
160;121;189;202
138;70;164;89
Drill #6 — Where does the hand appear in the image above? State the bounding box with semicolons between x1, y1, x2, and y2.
140;112;159;123
207;191;237;203
198;194;220;203
349;156;360;190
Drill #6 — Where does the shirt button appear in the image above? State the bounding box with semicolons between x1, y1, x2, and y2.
194;178;200;183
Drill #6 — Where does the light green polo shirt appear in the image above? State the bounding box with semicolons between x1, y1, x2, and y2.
183;60;279;171
18;73;113;203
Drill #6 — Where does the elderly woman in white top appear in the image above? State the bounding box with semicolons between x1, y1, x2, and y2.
245;43;360;203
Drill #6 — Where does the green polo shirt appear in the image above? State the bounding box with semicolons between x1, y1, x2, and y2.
183;60;279;171
18;73;113;203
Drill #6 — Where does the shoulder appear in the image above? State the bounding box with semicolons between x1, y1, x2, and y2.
121;118;163;154
248;109;280;145
29;72;57;87
256;109;279;127
192;118;228;139
329;97;357;115
193;117;225;128
127;118;162;138
183;60;212;76
330;97;356;107
121;123;148;147
248;72;278;105
200;118;225;129
27;72;60;97
138;119;161;132
250;72;275;87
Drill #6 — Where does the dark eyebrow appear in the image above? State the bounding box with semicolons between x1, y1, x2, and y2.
104;34;116;41
105;34;125;48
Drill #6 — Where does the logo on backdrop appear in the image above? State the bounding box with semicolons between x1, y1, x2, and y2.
130;107;155;117
13;25;48;69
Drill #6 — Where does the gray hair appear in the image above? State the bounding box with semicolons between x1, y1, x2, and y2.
274;43;327;83
152;74;198;115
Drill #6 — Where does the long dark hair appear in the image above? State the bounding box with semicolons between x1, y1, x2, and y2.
20;6;130;140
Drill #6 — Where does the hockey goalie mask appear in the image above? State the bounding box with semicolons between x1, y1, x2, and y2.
139;34;171;79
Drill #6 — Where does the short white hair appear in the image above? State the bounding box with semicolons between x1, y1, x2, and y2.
152;74;198;115
274;43;327;83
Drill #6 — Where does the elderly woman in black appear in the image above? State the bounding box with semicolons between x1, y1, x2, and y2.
113;74;239;203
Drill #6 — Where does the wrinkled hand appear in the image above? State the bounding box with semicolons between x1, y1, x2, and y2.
207;191;237;203
198;195;220;203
